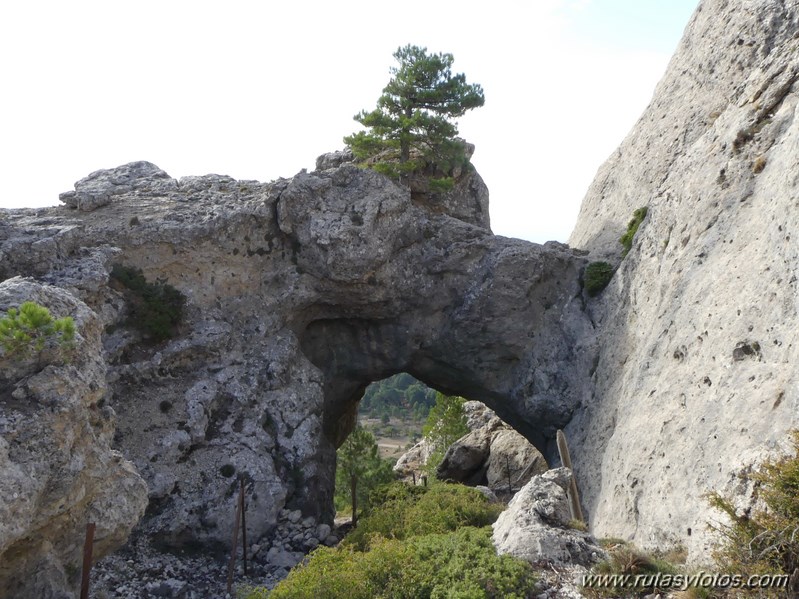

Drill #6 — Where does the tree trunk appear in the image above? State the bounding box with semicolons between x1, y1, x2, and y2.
350;474;358;528
400;107;412;164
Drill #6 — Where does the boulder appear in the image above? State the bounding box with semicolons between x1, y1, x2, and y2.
0;279;148;598
436;408;548;493
485;428;549;491
492;468;605;567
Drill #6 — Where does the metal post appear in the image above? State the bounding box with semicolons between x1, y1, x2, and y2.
240;479;248;576
79;523;95;599
226;483;244;594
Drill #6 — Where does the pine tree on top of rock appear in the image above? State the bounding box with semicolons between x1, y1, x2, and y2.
344;44;485;191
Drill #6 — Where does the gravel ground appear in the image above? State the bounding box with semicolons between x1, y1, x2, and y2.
90;535;288;599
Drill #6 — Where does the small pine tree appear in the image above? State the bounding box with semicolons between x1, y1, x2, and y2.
344;44;484;189
335;425;394;527
422;393;469;473
0;301;75;360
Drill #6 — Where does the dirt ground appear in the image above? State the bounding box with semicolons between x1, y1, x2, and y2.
360;416;417;460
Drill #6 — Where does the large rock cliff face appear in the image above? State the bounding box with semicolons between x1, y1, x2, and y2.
0;278;148;598
567;0;799;558
0;155;594;584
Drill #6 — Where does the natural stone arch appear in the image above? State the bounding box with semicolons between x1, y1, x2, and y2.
1;158;596;553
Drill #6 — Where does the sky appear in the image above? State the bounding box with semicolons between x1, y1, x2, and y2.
0;0;698;243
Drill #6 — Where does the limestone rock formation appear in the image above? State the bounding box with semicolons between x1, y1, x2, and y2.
436;401;549;493
0;278;147;598
492;468;605;568
567;0;799;559
0;154;594;577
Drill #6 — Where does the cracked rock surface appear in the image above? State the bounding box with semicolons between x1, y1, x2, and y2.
0;152;593;595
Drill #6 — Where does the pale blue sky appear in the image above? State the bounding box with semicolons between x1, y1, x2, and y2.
0;1;698;243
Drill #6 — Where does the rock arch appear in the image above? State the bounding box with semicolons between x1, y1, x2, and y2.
0;159;596;552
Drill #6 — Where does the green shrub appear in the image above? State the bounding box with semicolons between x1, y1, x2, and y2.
619;207;648;256
256;527;534;599
0;301;75;360
344;481;503;551
584;262;614;297
707;430;799;593
584;542;678;598
110;264;185;343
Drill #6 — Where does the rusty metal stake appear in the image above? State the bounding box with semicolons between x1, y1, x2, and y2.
240;479;248;576
80;522;96;599
226;482;244;594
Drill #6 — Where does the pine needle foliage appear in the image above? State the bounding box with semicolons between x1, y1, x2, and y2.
344;45;484;189
0;301;75;360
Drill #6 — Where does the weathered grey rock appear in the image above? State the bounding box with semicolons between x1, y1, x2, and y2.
58;161;175;212
485;428;549;490
266;546;302;569
474;485;499;503
392;436;435;479
0;278;148;598
565;0;799;561
437;420;502;484
0;156;594;561
316;523;331;541
492;468;605;567
315;149;354;171
395;400;548;491
437;408;548;492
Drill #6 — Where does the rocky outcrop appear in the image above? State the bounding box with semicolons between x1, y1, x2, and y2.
567;0;799;560
492;468;605;568
0;155;594;567
392;400;547;488
0;278;147;598
436;402;549;493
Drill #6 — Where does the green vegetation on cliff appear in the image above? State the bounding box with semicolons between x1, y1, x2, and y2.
109;264;185;343
344;44;484;190
584;261;614;297
0;301;75;360
619;207;648;256
708;430;799;594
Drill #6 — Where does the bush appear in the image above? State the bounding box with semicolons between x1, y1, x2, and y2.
584;542;678;598
110;264;185;343
257;527;534;599
707;430;799;593
0;301;75;360
619;207;648;256
344;481;503;551
584;262;614;297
